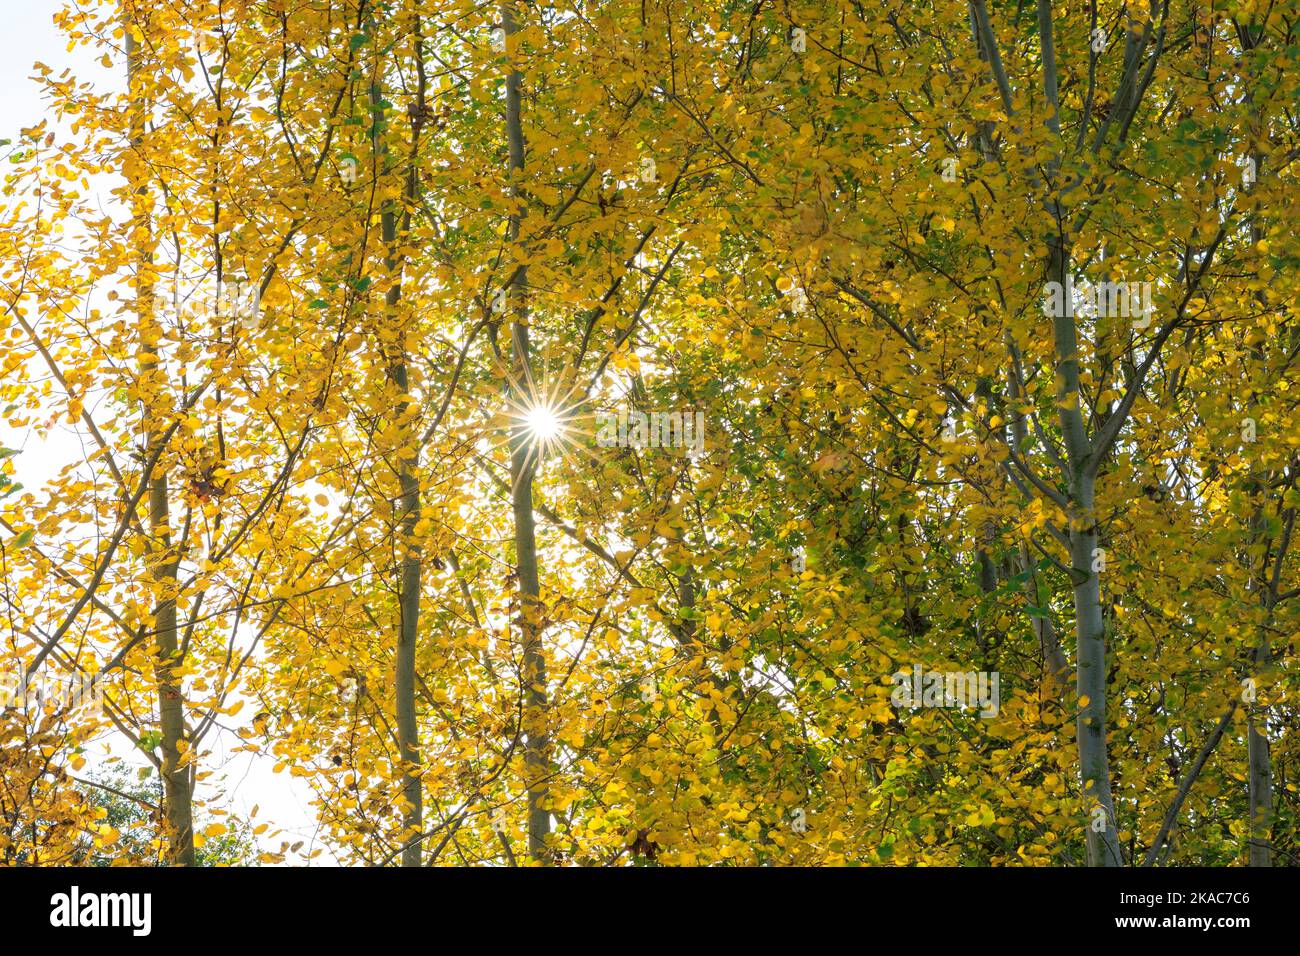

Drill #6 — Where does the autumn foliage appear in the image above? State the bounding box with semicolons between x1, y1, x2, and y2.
1;0;1298;867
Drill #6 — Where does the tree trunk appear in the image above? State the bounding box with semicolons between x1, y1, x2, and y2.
127;11;194;866
385;204;423;868
1047;239;1122;866
370;54;424;865
1244;143;1272;867
1246;690;1272;866
501;0;551;863
1246;503;1273;867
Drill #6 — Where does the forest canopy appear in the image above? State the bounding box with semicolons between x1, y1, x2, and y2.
1;0;1298;868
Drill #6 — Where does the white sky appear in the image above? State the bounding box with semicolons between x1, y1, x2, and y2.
2;1;332;864
0;6;68;128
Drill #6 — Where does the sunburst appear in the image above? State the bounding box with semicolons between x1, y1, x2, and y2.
523;402;563;442
498;359;605;493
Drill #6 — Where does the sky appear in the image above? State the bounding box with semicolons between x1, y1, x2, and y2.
0;5;69;128
2;1;332;864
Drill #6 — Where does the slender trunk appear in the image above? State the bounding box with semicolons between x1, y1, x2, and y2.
1245;503;1273;867
148;455;192;866
127;14;194;866
371;60;424;866
1006;342;1072;692
1246;681;1272;865
973;379;1000;667
1017;543;1071;689
975;520;998;672
1244;143;1272;867
386;205;422;867
1068;484;1121;866
1047;239;1122;866
501;0;550;862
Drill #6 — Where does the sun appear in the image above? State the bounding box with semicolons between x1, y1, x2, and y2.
500;373;596;481
523;402;563;442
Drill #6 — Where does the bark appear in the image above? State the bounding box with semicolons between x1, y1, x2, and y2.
147;459;193;867
385;202;423;868
501;0;551;862
1245;470;1273;869
1143;702;1237;866
1243;142;1272;867
1017;543;1072;690
371;42;425;865
127;12;194;866
1247;697;1273;866
1005;342;1072;693
1047;238;1122;867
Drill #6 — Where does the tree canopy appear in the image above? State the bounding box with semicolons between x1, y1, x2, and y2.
2;0;1299;867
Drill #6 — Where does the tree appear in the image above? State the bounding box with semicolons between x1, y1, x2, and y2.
3;0;1297;868
73;765;256;866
